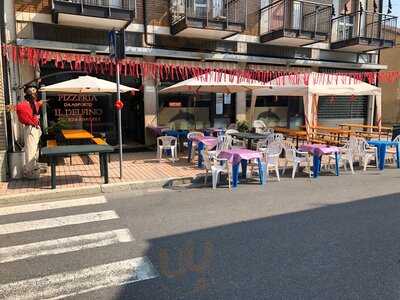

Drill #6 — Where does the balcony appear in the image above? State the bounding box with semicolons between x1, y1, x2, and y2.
259;0;332;46
169;0;247;39
331;11;397;52
52;0;135;29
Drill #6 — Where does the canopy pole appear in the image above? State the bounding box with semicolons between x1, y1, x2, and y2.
249;93;257;125
116;62;123;179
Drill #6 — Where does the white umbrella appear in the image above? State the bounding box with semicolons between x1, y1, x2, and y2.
159;71;269;94
40;75;139;179
159;72;268;128
40;75;137;94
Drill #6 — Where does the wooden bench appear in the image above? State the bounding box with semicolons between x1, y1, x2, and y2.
91;138;107;145
47;140;57;148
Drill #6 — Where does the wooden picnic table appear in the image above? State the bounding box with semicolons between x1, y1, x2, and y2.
273;127;307;147
62;129;94;140
339;123;392;140
300;125;351;146
339;123;392;131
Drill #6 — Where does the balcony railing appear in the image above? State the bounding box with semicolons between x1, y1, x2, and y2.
331;10;398;43
260;0;332;37
52;0;135;22
54;0;133;10
170;0;247;28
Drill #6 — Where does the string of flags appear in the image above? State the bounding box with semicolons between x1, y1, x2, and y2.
2;44;400;85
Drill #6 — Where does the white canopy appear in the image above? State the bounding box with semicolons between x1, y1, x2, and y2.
40;75;138;94
251;72;382;132
159;71;268;94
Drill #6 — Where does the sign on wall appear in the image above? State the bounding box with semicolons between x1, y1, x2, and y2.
54;94;103;123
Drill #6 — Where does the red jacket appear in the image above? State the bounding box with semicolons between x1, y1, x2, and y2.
16;100;40;127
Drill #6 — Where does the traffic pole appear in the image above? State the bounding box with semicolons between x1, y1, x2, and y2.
116;61;123;179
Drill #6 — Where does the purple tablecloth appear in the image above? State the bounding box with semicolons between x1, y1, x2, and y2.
191;136;218;150
299;144;340;156
218;149;262;166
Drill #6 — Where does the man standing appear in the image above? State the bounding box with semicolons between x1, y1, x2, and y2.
15;84;43;179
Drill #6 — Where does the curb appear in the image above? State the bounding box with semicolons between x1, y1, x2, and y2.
0;176;199;205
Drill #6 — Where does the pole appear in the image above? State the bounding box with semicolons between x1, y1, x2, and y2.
116;62;123;179
41;86;48;134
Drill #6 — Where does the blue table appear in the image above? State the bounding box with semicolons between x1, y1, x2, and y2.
194;137;218;167
218;149;266;188
299;144;340;178
161;130;188;139
231;159;266;188
368;140;400;170
162;130;188;154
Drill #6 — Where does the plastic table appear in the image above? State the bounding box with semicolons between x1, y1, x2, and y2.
218;149;266;188
187;136;218;167
368;140;400;170
299;144;340;178
229;132;270;149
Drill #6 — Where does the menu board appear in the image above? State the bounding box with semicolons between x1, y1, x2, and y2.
216;93;224;115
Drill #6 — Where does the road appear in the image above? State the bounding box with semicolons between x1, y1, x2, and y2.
1;168;400;299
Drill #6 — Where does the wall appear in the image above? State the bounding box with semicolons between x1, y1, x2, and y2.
0;36;8;181
380;41;400;126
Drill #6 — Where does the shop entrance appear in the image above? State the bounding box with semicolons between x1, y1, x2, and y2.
211;93;236;128
120;77;145;148
39;64;145;150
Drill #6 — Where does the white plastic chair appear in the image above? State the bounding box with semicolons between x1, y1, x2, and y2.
225;129;245;148
253;120;266;133
328;136;358;174
201;149;231;189
157;136;178;162
357;137;378;171
209;134;232;158
186;131;204;162
260;141;282;181
281;140;311;178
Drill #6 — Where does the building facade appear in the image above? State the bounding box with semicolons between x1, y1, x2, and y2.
3;0;398;148
380;30;400;126
0;30;8;181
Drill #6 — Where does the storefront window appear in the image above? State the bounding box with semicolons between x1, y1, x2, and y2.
246;95;304;128
40;63;143;146
157;81;213;129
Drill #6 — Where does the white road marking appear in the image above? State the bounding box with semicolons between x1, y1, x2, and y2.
0;196;107;216
0;257;159;300
0;229;133;263
0;211;119;235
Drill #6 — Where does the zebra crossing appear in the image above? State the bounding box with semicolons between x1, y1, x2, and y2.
0;196;159;299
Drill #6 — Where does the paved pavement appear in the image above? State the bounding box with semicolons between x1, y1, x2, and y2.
1;168;400;299
0;151;201;196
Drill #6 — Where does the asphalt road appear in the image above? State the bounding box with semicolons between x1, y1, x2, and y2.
1;168;400;299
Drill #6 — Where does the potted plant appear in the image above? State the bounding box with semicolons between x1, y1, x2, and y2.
236;120;250;133
47;118;71;143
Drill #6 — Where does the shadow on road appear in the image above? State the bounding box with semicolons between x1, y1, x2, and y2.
116;192;400;299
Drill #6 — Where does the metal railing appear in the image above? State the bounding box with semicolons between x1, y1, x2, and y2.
260;0;332;36
170;0;247;27
54;0;133;10
331;10;398;43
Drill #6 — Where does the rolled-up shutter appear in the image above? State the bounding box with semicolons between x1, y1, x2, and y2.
318;95;369;126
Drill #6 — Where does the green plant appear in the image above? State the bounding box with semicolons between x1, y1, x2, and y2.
236;120;249;132
48;118;71;135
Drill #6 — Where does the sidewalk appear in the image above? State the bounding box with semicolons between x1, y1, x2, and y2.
0;152;203;200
